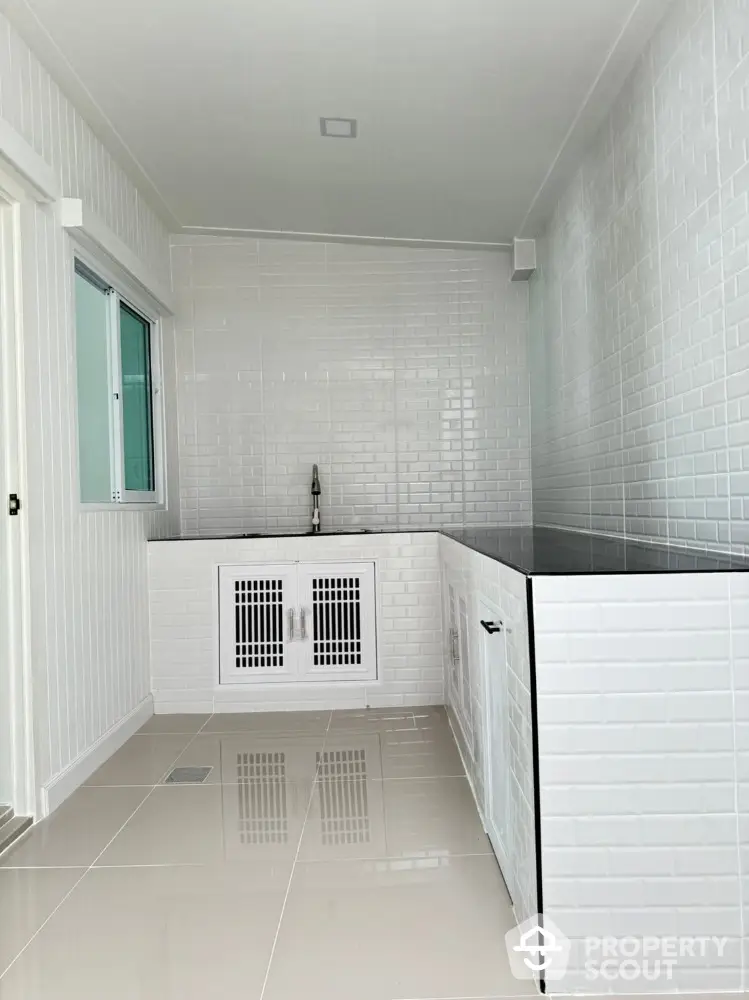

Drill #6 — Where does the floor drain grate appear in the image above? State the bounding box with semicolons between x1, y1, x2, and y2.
165;766;212;784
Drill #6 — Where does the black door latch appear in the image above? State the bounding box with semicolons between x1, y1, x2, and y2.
8;494;20;516
480;619;503;634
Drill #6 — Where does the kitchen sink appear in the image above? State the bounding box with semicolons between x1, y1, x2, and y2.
236;528;373;538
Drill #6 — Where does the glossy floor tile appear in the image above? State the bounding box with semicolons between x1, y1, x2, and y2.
0;868;83;976
327;708;417;733
168;732;326;784
0;707;526;999
137;713;211;735
85;734;196;786
97;781;315;866
0;862;291;999
262;855;534;1000
202;710;331;735
0;786;148;868
299;776;491;861
376;724;466;779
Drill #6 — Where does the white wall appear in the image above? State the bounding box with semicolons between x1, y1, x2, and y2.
0;12;178;808
171;236;531;535
530;0;749;554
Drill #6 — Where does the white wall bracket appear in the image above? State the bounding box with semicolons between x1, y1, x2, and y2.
511;238;536;281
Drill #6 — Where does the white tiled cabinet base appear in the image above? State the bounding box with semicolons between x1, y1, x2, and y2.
148;533;442;712
533;572;748;994
439;536;538;931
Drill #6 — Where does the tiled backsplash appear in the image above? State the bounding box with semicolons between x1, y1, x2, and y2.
171;237;531;535
530;0;749;554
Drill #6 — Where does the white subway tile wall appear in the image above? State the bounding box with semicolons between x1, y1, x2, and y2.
733;572;749;975
0;13;178;798
534;572;747;993
171;237;531;536
439;535;537;929
148;534;443;712
530;0;749;554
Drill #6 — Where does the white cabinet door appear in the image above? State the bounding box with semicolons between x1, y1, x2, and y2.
219;562;377;684
219;564;298;683
444;567;474;751
479;596;513;899
297;562;377;682
445;579;462;714
458;592;473;745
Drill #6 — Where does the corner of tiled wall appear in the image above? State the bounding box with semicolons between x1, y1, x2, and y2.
530;0;749;556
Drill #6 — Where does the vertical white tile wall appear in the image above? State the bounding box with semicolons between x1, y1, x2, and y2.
530;0;749;555
171;236;531;535
0;13;177;799
439;535;537;928
148;533;443;712
534;572;744;993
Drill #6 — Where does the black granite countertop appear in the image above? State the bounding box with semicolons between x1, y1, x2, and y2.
150;525;749;576
441;526;749;575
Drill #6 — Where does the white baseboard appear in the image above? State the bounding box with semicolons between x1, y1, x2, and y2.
41;695;154;816
152;690;445;714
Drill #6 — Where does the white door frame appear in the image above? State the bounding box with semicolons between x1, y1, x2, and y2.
0;185;35;818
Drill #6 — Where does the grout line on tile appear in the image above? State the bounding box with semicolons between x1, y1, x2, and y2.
82;783;165;789
392;994;540;999
90;862;210;869
257;710;332;1000
0;791;152;981
0;864;88;870
370;774;468;782
294;850;494;866
0;722;217;982
0;862;209;870
194;729;331;737
131;730;207;739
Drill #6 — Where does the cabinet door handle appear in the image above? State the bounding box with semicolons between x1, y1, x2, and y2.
449;627;460;664
287;608;296;642
480;619;503;634
300;607;307;641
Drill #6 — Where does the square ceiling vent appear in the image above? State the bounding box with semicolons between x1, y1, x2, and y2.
320;117;357;138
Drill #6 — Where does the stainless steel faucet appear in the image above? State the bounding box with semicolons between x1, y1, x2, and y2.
311;464;321;533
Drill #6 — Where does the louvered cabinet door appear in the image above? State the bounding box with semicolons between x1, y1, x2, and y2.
219;565;298;683
297;562;377;682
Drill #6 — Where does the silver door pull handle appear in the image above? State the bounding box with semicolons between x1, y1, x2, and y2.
287;608;296;642
300;607;307;641
480;619;503;634
449;627;459;664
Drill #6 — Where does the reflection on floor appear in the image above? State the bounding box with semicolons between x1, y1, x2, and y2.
0;707;534;1000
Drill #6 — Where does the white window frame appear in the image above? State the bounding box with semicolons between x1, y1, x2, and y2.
73;245;166;511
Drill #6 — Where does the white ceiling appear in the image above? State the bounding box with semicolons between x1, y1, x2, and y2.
3;0;671;244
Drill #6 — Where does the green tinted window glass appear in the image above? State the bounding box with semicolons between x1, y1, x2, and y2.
75;270;112;502
119;303;155;492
